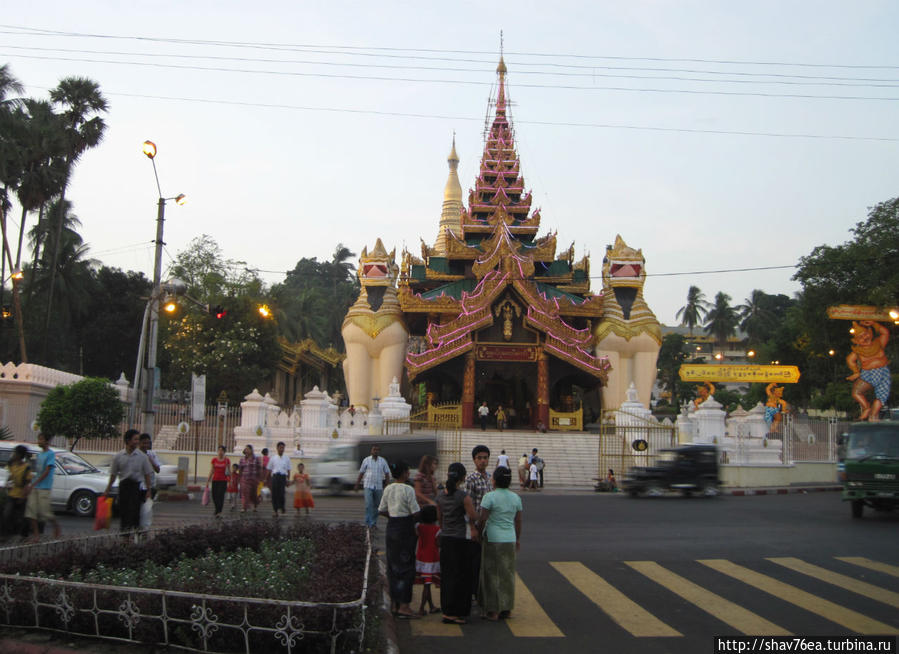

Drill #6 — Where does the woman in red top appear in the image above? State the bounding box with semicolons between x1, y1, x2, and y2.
205;445;231;517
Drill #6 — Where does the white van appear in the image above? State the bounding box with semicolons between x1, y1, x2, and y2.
0;442;119;517
308;435;438;494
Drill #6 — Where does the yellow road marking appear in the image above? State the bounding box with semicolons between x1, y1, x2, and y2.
505;573;565;637
769;557;899;608
408;584;463;637
551;561;681;637
836;557;899;579
699;559;898;635
626;561;789;635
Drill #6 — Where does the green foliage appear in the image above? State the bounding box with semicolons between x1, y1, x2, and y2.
161;294;280;403
675;285;708;335
656;333;693;411
169;234;264;303
66;537;315;600
37;377;123;450
704;292;739;347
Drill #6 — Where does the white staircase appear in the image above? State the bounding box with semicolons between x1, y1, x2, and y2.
444;429;599;490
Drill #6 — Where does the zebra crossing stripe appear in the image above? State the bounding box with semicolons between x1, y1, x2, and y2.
836;557;899;579
699;559;899;635
551;561;681;637
626;561;790;636
408;584;463;637
767;557;899;609
505;573;565;638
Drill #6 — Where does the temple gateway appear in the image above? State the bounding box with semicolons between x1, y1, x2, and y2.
341;58;662;430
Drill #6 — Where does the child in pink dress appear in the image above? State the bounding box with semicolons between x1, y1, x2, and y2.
415;504;441;615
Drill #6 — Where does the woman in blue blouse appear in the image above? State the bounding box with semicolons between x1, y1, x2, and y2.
476;466;522;621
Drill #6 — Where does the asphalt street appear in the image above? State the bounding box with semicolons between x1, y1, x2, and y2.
9;489;899;654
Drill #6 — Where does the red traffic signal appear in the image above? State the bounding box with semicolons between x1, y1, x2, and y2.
212;305;227;319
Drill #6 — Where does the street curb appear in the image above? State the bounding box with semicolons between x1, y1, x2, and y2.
378;555;400;654
728;485;842;496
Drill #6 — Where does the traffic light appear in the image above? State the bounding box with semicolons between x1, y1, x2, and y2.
212;305;228;319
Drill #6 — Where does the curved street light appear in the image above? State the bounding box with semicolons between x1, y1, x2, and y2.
133;141;186;436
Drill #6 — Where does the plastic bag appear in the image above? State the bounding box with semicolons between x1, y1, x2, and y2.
202;486;210;506
93;496;113;531
140;498;154;529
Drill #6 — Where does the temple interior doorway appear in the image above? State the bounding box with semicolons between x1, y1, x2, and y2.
476;363;536;429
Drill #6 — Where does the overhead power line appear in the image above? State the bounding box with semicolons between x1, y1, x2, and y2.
25;87;894;142
4;43;899;88
3;23;899;70
6;51;899;102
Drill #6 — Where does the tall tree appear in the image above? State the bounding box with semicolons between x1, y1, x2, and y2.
738;289;776;346
675;285;709;336
13;99;66;268
43;77;107;360
0;66;28;361
704;292;738;348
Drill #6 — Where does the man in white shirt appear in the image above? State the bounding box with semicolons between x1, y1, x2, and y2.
478;402;490;431
354;444;391;530
496;449;510;469
266;441;292;517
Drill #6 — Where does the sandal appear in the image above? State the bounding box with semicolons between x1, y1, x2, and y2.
442;617;466;625
430;607;442;614
396;612;420;620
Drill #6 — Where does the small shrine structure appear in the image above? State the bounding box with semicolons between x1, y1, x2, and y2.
341;58;662;429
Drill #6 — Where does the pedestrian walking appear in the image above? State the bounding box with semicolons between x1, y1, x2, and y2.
138;433;161;528
227;463;240;509
292;462;315;517
413;455;439;507
477;466;522;621
478;401;490;430
465;445;491;599
1;445;31;540
25;434;62;542
379;460;421;619
495;405;506;431
496;450;510;470
528;459;540;491
238;445;263;513
354;444;391;530
266;441;291;517
436;462;480;625
415;504;441;615
517;453;528;489
103;430;152;533
206;445;231;517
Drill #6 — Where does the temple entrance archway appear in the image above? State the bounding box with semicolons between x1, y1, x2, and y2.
476;362;536;429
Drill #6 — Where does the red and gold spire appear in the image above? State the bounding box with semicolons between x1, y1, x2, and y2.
459;58;539;238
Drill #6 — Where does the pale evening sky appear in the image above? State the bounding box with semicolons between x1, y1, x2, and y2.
2;1;897;326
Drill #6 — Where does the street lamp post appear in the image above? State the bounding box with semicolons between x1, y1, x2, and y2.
138;140;185;438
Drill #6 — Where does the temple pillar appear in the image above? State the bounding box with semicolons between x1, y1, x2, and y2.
462;351;476;428
537;347;549;428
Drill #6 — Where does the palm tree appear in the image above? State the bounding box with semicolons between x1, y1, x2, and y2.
43;77;107;360
0;65;28;362
738;289;775;346
14;99;67;268
675;285;709;336
704;292;739;349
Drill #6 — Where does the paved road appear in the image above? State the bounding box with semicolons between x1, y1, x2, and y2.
397;491;899;654
14;489;899;654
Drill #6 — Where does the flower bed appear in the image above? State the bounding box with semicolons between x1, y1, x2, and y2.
0;520;377;653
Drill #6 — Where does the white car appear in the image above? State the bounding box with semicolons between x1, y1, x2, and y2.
0;442;119;517
96;453;179;490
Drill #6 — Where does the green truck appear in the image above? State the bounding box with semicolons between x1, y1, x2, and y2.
839;420;899;518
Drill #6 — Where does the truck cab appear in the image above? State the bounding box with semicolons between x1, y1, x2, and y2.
839;421;899;519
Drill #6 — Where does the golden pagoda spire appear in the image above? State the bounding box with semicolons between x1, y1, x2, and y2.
496;56;507;116
434;133;463;254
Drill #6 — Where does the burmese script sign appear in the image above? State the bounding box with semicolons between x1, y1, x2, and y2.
476;344;538;362
826;305;898;322
679;364;801;384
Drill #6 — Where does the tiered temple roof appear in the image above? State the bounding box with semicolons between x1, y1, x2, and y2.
398;57;608;381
